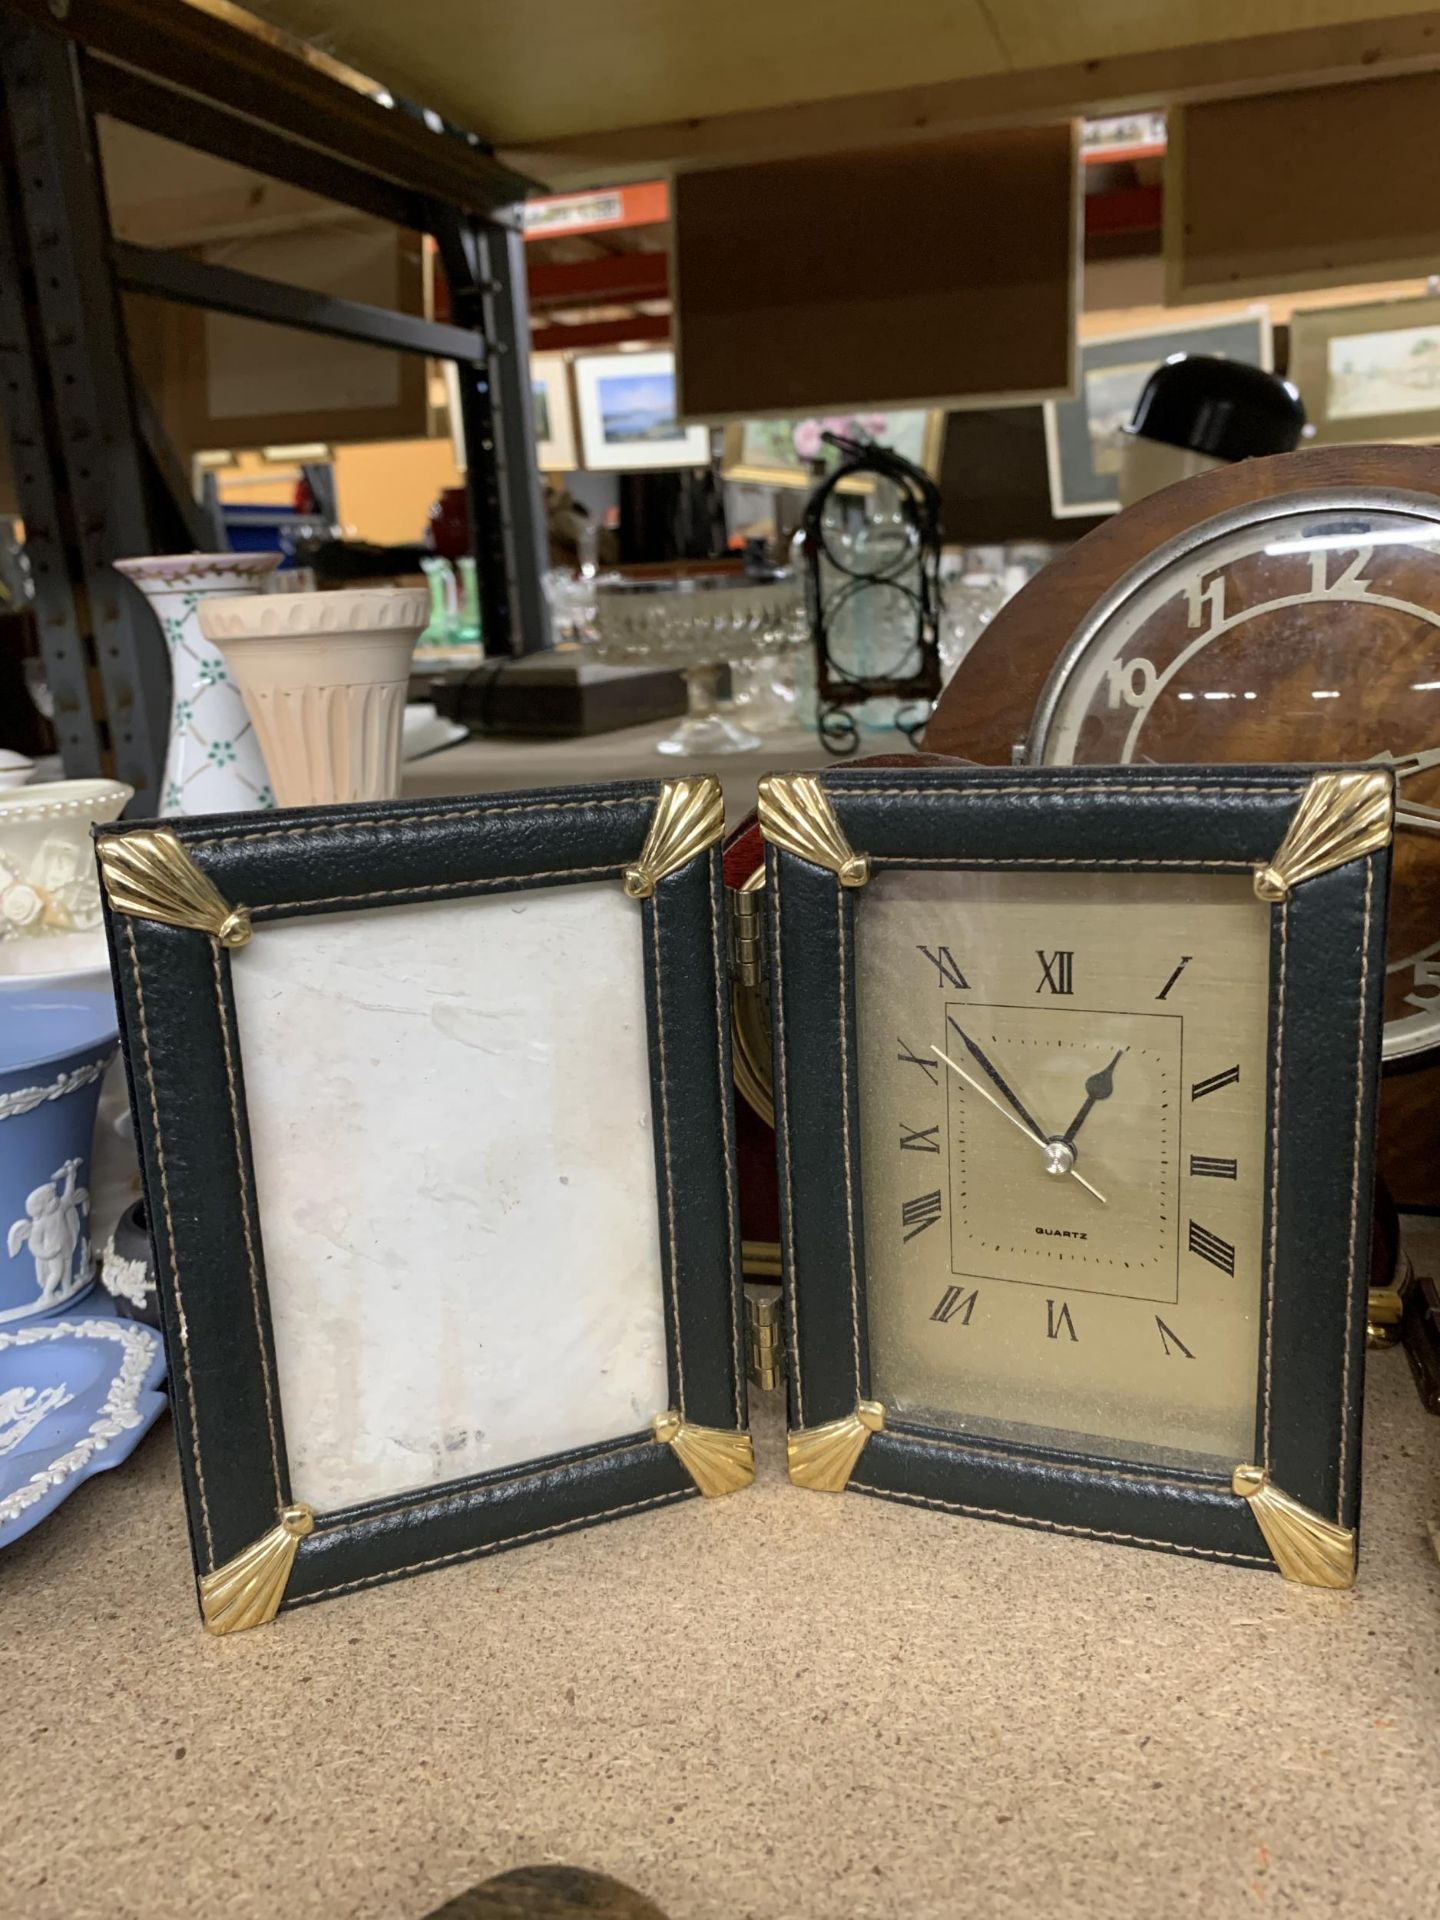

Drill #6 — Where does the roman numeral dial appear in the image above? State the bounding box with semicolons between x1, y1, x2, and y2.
854;862;1270;1476
1191;1065;1240;1100
1188;1220;1236;1275
1036;949;1074;995
901;1190;943;1242
1189;1154;1237;1180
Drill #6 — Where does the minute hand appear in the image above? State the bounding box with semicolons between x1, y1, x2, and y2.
946;1016;1050;1141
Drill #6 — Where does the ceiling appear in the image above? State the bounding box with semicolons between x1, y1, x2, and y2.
242;0;1440;159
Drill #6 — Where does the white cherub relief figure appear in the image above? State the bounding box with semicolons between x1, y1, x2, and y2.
7;1158;90;1309
0;1383;74;1455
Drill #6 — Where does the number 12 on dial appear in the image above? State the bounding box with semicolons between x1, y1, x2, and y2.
760;764;1393;1588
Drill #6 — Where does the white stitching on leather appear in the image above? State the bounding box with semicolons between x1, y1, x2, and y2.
1261;899;1288;1467
187;793;644;848
289;1487;693;1605
875;856;1255;869
850;1480;1272;1564
837;782;1304;799
310;1435;645;1527
708;853;745;1430
125;921;214;1565
210;941;283;1508
649;891;685;1415
256;862;621;917
771;850;803;1427
1337;859;1373;1515
836;884;862;1401
882;1419;1227;1495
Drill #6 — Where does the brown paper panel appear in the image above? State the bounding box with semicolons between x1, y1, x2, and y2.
1166;74;1440;305
672;127;1077;422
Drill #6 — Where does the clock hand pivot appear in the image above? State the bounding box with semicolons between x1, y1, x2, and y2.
931;1045;1107;1205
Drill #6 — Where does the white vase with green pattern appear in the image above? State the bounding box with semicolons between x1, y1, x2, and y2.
114;553;280;817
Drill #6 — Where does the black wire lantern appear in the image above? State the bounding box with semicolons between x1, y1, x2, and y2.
801;431;944;754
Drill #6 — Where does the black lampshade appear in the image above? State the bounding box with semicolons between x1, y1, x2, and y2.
1125;354;1306;462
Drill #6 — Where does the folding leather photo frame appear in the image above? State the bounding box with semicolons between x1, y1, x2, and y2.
98;777;749;1633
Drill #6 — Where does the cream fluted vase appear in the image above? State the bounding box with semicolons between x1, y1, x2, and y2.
196;588;427;808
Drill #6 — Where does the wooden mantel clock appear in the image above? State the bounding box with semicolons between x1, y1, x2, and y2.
925;445;1440;1207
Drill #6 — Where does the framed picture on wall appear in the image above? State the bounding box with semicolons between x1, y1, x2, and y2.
573;350;712;472
531;353;578;471
1289;295;1440;446
443;354;579;474
1043;311;1273;518
720;411;946;491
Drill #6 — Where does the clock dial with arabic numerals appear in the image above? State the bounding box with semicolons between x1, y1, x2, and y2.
1025;498;1440;1061
856;867;1271;1472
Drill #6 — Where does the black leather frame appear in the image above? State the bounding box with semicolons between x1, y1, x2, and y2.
98;780;745;1616
768;764;1391;1573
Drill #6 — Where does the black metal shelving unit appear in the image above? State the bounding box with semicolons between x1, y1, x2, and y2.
0;0;550;812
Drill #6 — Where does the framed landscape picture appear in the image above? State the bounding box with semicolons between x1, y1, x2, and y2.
721;411;945;491
1289;295;1440;446
573;350;711;472
1043;311;1273;518
444;355;578;474
531;354;578;471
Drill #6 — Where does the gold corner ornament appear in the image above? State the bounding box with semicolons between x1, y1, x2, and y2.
787;1400;885;1491
757;773;870;888
199;1502;315;1634
98;829;252;947
652;1410;755;1496
623;776;725;899
1253;769;1395;902
1232;1466;1356;1589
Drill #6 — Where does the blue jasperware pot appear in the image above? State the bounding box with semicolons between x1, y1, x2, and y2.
0;989;118;1325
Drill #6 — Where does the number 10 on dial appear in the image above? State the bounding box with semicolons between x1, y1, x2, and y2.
761;765;1393;1588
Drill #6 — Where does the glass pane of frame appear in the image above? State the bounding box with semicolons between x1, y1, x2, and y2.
231;883;669;1512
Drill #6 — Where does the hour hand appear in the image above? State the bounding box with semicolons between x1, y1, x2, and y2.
946;1015;1049;1142
1061;1047;1126;1146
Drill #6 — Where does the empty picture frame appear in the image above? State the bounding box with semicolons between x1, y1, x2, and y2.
97;779;749;1633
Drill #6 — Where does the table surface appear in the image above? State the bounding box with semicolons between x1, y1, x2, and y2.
3;1340;1438;1920
400;720;911;812
7;731;1437;1917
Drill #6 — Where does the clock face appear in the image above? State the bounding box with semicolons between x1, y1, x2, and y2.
1026;496;1440;1060
855;867;1271;1473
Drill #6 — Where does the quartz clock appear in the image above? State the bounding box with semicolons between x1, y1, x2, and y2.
762;762;1392;1585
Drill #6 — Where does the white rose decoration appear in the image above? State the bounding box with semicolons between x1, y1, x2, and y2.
2;881;42;929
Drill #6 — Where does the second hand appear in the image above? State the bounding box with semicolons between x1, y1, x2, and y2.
932;1045;1108;1206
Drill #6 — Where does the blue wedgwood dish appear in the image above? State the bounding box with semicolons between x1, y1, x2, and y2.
0;1314;167;1547
0;988;119;1324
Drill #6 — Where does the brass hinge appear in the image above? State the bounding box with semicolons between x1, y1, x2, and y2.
727;878;766;990
1367;1247;1413;1348
745;1284;785;1391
